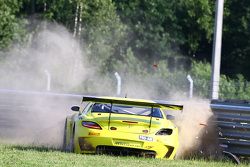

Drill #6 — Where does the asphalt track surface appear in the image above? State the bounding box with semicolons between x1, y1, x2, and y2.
0;90;81;147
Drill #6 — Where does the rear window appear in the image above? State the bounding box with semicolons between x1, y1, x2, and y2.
91;103;163;118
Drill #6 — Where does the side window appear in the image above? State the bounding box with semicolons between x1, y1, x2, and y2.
91;103;103;112
91;103;111;113
152;108;163;118
82;102;93;115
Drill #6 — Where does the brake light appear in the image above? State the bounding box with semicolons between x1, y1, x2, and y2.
155;128;173;135
82;121;102;130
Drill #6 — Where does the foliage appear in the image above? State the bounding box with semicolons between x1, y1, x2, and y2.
113;0;214;60
174;0;214;55
220;74;250;100
114;0;180;60
0;0;26;50
190;61;250;100
222;0;250;80
80;0;127;72
190;60;211;98
36;0;127;72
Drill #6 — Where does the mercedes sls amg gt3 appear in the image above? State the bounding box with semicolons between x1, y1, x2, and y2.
63;96;182;159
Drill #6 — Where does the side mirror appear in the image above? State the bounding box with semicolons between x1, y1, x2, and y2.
167;114;175;120
71;106;80;112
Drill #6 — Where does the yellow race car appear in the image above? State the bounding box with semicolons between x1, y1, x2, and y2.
63;96;182;159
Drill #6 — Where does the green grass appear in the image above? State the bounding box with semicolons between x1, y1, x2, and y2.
0;144;248;167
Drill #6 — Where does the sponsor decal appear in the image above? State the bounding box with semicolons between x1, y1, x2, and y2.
113;139;142;148
139;135;153;142
114;142;141;148
88;132;100;136
145;146;154;149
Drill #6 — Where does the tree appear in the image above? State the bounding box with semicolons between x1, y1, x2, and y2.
20;0;126;73
114;0;181;61
0;0;26;50
222;0;250;80
79;0;127;72
175;0;214;58
113;0;214;61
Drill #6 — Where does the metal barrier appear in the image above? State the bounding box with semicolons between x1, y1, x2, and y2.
211;100;250;158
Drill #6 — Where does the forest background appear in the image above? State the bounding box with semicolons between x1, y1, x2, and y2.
1;0;250;100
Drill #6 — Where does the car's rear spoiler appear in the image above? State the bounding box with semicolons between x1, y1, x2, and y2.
81;95;183;111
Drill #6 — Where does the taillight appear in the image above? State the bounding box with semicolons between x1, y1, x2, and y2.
155;128;173;135
82;121;102;130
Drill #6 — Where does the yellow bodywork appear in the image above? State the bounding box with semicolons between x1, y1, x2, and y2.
64;96;181;159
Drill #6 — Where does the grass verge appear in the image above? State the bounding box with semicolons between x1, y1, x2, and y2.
0;144;248;167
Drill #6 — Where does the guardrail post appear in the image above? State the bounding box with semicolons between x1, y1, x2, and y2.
114;72;121;96
187;75;193;98
44;70;51;91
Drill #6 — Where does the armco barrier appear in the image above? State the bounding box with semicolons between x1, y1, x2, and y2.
211;100;250;158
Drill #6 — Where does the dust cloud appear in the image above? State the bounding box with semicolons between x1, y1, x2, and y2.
0;22;88;91
0;22;87;148
172;98;220;159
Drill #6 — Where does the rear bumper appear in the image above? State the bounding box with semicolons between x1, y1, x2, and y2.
96;145;157;158
74;128;178;159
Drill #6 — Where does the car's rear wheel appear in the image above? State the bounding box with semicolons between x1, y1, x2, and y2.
62;119;67;151
62;119;75;152
68;124;75;152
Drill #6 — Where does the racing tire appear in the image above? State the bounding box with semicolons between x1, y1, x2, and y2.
62;119;68;152
62;120;75;152
68;124;75;152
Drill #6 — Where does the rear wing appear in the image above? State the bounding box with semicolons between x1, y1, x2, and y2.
81;95;183;111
